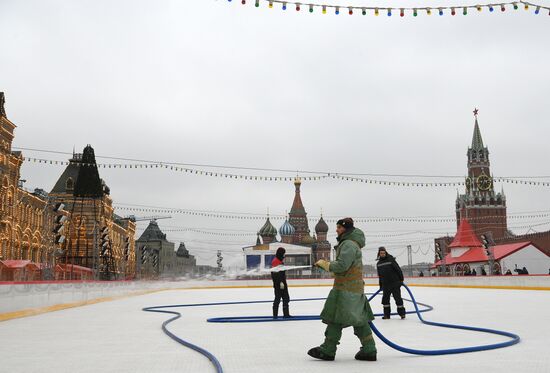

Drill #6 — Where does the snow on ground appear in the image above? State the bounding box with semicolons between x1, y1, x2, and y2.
1;285;549;373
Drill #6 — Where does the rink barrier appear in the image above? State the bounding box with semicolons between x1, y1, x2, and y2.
142;285;520;373
2;276;549;321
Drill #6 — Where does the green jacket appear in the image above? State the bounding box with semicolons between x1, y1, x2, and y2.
320;227;374;327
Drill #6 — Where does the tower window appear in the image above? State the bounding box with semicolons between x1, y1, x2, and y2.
66;177;74;190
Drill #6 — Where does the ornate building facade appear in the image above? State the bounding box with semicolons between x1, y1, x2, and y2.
50;145;136;279
247;178;333;272
0;92;59;268
135;219;196;278
0;92;136;280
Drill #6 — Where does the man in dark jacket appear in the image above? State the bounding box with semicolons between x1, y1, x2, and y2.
271;247;290;319
376;247;405;319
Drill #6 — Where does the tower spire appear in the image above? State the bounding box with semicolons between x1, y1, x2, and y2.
471;108;484;150
290;177;305;213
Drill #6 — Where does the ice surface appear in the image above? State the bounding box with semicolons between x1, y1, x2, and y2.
1;285;549;373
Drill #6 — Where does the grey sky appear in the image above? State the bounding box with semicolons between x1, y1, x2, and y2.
1;0;549;267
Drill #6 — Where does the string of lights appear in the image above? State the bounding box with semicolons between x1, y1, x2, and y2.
18;154;550;187
231;0;550;17
118;203;550;223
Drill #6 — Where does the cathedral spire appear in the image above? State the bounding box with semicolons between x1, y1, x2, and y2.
290;177;305;214
471;108;484;150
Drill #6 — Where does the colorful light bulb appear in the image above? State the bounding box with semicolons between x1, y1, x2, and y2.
241;0;246;4
501;4;505;11
335;6;339;14
477;5;482;12
375;8;379;16
535;6;540;14
362;8;366;15
268;1;273;8
255;0;259;7
348;7;353;15
427;8;432;15
451;7;456;15
387;8;392;16
463;7;468;15
309;4;313;13
513;3;518;10
322;5;326;14
282;2;286;10
439;8;444;16
524;4;529;10
400;8;404;17
489;6;494;12
413;8;418;16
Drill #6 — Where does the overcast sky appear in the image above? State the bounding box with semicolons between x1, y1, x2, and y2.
1;0;549;267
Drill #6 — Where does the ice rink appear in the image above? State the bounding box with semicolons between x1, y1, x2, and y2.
1;285;549;373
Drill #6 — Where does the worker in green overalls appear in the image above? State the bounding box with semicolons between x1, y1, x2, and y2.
308;217;377;361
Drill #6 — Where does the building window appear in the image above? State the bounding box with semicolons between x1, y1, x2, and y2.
66;177;74;191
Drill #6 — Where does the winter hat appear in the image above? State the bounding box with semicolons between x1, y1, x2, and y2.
377;246;387;259
336;217;354;230
276;247;286;261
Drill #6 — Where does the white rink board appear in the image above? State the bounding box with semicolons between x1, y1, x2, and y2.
0;286;549;373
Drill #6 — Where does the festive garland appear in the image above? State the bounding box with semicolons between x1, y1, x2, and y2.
231;0;550;17
116;204;550;223
21;156;550;188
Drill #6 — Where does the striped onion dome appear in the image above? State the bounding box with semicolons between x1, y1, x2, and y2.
258;217;277;237
279;219;296;236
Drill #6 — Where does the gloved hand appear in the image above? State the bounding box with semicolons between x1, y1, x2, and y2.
279;282;285;290
315;259;331;272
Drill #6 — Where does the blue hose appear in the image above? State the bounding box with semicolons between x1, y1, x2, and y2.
366;284;521;355
143;284;520;373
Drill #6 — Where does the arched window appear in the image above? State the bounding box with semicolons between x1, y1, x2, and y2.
66;177;74;191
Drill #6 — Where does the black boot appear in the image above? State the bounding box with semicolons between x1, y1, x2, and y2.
273;305;279;319
397;305;406;319
383;305;391;319
283;306;291;318
355;350;377;361
307;347;335;361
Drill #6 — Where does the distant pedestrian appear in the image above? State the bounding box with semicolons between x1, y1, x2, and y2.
481;268;487;276
419;271;424;277
271;247;290;319
505;269;513;275
376;247;406;319
521;267;529;275
471;268;477;276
